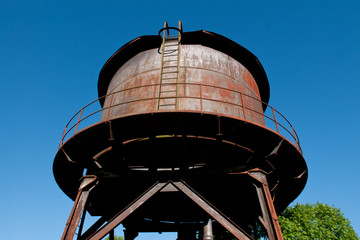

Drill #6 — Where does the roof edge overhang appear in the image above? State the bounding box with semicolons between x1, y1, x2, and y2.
98;30;270;107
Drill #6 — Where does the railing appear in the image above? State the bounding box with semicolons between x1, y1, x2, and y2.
59;82;302;153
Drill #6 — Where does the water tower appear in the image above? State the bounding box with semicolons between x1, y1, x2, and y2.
54;22;307;240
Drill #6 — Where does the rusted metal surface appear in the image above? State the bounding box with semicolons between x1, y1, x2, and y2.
248;170;284;240
59;86;301;153
61;176;98;240
97;31;270;109
101;44;265;125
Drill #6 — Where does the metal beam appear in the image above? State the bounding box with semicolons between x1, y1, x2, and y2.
77;206;87;240
249;171;283;240
61;176;98;240
172;181;253;240
87;182;167;240
79;180;264;240
79;216;108;240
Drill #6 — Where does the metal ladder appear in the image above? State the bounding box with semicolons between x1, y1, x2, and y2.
158;21;182;110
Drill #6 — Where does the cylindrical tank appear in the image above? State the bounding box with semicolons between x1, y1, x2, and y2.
101;41;265;125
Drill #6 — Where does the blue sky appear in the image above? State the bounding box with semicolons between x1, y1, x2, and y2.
1;1;359;239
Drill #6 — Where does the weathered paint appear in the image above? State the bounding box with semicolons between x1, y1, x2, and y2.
101;45;265;125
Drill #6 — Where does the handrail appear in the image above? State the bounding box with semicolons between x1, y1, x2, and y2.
58;82;302;153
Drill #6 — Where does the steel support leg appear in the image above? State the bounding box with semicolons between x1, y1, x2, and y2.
249;171;283;240
61;175;98;240
77;206;87;240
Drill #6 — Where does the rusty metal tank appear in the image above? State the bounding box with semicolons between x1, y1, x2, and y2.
100;35;265;125
53;24;307;236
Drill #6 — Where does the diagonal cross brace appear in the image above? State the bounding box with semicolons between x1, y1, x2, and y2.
172;181;254;240
86;180;253;240
86;182;167;240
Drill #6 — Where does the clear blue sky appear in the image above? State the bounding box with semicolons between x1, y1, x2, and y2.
1;1;359;239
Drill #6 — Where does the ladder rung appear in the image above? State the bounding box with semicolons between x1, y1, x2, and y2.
160;92;177;98
162;71;178;75
165;37;178;40
159;98;177;104
160;86;177;89
159;104;176;107
161;73;177;80
160;85;177;91
160;82;177;85
162;71;177;75
164;47;178;50
163;50;178;53
164;43;178;47
162;65;178;68
163;60;178;63
160;82;177;86
159;82;177;86
159;96;176;97
163;54;178;57
160;89;177;93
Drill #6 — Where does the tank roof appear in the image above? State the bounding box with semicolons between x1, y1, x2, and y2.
97;30;270;107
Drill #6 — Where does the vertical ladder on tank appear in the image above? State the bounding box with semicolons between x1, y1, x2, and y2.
158;21;182;110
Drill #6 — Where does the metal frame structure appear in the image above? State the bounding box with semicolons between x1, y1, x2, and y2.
55;23;307;240
61;170;284;240
61;176;99;240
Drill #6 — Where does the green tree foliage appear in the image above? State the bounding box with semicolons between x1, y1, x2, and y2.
279;203;359;240
211;203;358;240
104;235;124;240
